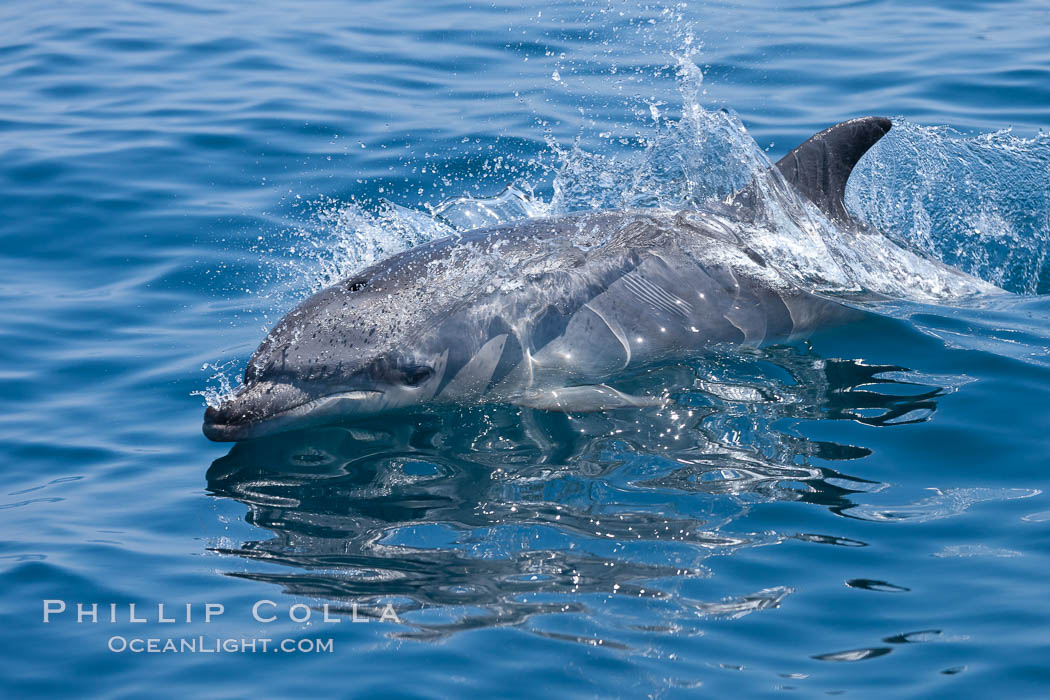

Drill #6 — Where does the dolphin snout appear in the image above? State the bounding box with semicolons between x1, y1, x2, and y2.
203;403;222;426
202;381;309;442
202;396;257;442
202;399;254;438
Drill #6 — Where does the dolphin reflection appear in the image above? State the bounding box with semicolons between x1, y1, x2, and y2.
205;344;951;640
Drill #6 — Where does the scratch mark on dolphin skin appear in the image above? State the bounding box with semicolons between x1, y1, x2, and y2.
583;301;632;369
621;271;693;318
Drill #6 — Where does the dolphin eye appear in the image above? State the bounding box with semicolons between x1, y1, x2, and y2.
401;366;434;387
346;278;367;292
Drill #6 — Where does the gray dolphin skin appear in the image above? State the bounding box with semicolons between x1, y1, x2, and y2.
203;117;893;441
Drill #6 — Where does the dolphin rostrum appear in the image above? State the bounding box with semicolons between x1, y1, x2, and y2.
204;117;921;441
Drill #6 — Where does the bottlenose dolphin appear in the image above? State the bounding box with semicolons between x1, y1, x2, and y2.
203;117;909;441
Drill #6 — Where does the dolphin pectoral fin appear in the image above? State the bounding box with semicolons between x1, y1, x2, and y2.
773;116;892;224
513;384;666;412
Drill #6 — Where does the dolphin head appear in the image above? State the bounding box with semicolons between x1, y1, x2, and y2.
202;271;451;441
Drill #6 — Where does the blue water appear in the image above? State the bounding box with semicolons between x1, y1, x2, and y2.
3;0;1050;696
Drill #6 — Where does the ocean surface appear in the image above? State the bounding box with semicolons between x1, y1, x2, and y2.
3;0;1050;696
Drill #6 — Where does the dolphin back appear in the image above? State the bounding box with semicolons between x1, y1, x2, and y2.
773;116;891;224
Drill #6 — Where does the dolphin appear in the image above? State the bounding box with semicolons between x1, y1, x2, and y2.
203;117;911;441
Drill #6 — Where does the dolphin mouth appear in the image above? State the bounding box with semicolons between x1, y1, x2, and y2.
203;388;384;442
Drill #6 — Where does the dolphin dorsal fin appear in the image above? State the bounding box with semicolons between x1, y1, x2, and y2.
774;116;891;223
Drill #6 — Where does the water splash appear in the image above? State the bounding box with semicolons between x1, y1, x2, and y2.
284;197;455;297
545;52;766;215
430;183;551;230
848;123;1050;294
191;360;244;409
248;49;1046;314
